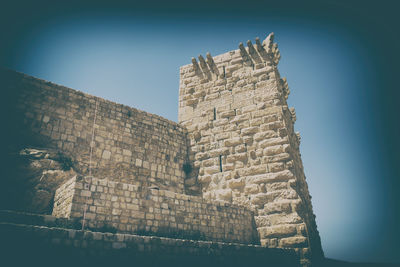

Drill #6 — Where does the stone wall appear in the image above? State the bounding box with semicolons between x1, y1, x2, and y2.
2;69;188;194
0;32;324;266
53;176;258;244
52;176;76;218
0;221;299;267
178;33;323;265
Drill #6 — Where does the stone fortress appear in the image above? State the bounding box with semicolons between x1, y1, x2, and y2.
0;33;324;266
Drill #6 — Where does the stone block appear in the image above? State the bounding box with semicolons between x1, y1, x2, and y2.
258;225;297;238
230;114;251;124
215;189;232;202
122;149;132;156
220;110;236;118
249;165;268;175
102;150;111;160
250;193;269;206
228;178;245;190
264;152;291;163
263;145;285;156
268;162;284;172
258;137;287;148
204;166;220;175
279;236;307;248
241;126;259;136
226;153;247;163
81;190;91;197
266;182;288;191
244;184;260;194
246;170;294;185
224;137;242;147
263;201;292;215
198;175;211;184
135;158;142;167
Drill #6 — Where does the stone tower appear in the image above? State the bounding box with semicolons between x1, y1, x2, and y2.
178;33;324;265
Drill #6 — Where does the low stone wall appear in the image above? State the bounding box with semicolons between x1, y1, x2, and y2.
0;222;299;267
53;176;258;244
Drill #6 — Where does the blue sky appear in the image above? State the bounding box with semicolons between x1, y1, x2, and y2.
1;0;399;263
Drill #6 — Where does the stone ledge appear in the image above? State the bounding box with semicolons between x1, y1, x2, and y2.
0;210;79;229
0;222;300;267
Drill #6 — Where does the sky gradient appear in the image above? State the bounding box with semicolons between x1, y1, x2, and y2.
1;0;399;263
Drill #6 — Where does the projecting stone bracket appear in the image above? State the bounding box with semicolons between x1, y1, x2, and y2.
189;32;281;83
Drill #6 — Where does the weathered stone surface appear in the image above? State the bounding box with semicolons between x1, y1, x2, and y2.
255;213;303;226
3;148;78;213
263;201;292;215
258;137;287;148
263;145;285;156
228;178;245;189
241;126;259;136
53;176;257;244
2;32;324;266
224;137;242;147
215;188;233;202
250;193;269;206
279;236;308;248
246;170;295;184
254;130;277;141
7;71;189;196
258;224;297;238
244;184;260;194
177;33;323;265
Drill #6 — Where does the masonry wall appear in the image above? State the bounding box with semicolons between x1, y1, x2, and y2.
53;176;258;244
0;222;300;267
2;69;188;193
178;33;323;265
52;176;76;218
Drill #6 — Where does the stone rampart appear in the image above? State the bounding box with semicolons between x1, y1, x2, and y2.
2;69;188;193
53;176;258;244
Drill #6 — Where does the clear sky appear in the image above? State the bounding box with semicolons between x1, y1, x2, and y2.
1;0;399;263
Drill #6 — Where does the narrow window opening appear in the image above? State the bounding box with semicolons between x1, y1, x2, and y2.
234;109;237;115
219;155;223;172
223;66;226;78
213;107;216;120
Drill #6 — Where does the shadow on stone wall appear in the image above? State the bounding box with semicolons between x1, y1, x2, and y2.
0;69;79;214
0;222;299;267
